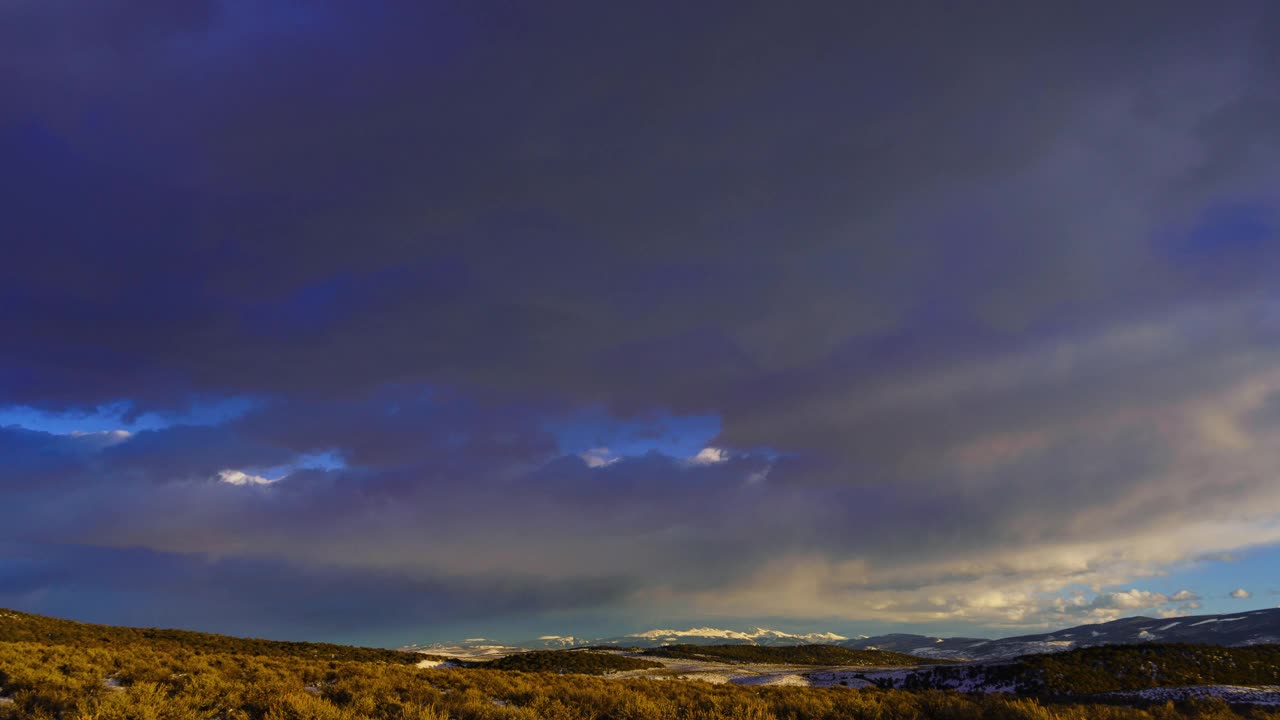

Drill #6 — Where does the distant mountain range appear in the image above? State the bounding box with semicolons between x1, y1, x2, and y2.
845;607;1280;661
404;626;852;657
618;627;849;646
406;607;1280;660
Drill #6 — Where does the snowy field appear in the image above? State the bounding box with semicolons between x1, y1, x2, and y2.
615;661;1280;705
412;646;918;688
1102;686;1280;706
586;651;927;689
409;648;1280;706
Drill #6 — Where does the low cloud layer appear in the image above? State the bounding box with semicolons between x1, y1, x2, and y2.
3;1;1280;642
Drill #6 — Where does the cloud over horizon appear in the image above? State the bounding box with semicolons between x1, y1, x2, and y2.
3;1;1280;644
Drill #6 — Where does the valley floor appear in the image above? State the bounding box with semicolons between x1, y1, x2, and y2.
415;647;1280;706
418;646;917;688
599;653;903;689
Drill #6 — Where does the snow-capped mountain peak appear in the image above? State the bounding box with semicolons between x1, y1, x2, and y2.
842;607;1280;662
623;626;848;645
627;627;753;641
407;625;850;656
534;635;584;648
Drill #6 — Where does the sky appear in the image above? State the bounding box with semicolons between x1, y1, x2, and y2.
2;1;1280;648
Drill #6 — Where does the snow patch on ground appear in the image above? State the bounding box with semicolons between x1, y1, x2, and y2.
731;673;810;687
607;654;920;689
1106;685;1280;706
1238;636;1280;646
806;671;877;689
858;666;1018;694
939;640;1073;662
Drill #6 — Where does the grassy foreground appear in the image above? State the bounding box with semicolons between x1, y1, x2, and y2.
3;609;1280;720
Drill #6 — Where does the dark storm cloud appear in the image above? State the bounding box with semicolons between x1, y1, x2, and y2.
4;1;1280;637
234;388;560;470
4;0;1275;412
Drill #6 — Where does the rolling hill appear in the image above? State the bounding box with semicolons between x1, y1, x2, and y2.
844;607;1280;661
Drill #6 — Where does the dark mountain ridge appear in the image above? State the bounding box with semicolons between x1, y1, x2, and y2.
844;607;1280;661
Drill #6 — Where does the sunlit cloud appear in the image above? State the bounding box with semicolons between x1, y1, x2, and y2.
217;469;274;486
688;447;728;465
579;447;618;468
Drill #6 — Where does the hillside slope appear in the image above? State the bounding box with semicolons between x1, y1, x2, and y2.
467;650;664;675
846;607;1280;661
0;608;418;665
863;642;1280;695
